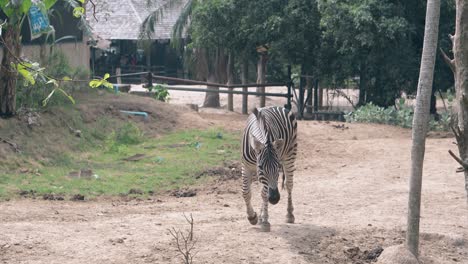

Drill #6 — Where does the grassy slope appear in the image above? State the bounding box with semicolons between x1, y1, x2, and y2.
0;92;240;199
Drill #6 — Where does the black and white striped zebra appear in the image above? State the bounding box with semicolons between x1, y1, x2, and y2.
241;106;298;232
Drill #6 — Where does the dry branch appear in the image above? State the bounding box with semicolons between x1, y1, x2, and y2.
168;213;197;264
332;89;357;110
440;48;455;73
448;150;468;173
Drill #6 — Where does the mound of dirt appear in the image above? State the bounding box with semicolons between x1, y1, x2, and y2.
376;245;419;264
74;90;211;136
196;161;242;181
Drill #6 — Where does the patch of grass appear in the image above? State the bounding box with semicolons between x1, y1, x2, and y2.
0;128;240;200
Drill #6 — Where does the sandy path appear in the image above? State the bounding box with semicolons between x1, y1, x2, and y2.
1;116;467;264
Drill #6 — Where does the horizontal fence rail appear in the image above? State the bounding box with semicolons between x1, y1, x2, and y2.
159;85;291;97
102;70;293;114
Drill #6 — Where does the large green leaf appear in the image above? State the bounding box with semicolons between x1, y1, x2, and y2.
21;0;32;14
44;0;58;9
0;0;14;18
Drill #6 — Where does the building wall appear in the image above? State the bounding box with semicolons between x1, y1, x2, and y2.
0;40;90;71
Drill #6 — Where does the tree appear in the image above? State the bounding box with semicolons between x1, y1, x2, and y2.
318;0;417;107
406;0;440;258
442;0;468;205
0;0;86;117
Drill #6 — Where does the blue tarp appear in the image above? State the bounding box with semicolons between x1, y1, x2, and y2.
28;4;52;40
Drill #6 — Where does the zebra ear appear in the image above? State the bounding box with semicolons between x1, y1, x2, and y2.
252;108;260;119
273;139;284;151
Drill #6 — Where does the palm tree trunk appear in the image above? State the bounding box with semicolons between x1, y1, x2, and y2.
406;0;440;257
0;25;21;117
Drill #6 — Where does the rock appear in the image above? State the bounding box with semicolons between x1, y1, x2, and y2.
366;246;384;260
376;245;419;264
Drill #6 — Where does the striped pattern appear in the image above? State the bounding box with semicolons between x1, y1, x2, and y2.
241;106;298;231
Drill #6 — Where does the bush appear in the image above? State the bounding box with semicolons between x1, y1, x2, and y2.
104;122;144;153
16;50;90;109
346;98;453;131
149;84;170;102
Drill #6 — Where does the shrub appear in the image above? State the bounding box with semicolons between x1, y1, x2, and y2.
105;122;144;153
150;84;170;102
346;98;453;131
16;50;90;109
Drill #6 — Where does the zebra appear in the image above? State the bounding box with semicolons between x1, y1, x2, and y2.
241;106;298;232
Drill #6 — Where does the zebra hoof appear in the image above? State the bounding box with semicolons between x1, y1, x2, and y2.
286;214;295;224
248;212;258;225
260;222;271;232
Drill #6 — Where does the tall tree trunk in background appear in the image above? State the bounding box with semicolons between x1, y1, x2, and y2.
358;59;367;106
0;25;21;117
406;0;440;258
241;60;249;115
203;48;227;108
227;54;234;111
430;85;439;120
256;52;267;107
204;71;220;107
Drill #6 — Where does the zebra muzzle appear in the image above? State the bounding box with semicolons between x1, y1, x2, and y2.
268;187;280;205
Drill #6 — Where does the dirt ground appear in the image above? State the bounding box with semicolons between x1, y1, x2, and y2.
1;92;468;264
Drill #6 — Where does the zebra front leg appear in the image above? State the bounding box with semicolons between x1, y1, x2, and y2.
284;166;295;223
242;166;258;225
259;185;270;232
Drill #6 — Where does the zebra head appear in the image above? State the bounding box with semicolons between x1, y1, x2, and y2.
254;138;284;205
252;108;285;205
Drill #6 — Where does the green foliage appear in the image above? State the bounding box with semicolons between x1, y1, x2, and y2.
346;98;453;131
105;123;144;153
16;50;89;109
150;84;170;102
89;73;113;89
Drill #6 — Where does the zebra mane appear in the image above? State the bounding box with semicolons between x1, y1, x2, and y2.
252;108;271;144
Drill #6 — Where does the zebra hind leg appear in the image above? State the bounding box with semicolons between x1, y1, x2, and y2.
259;185;270;232
284;165;295;224
242;166;258;225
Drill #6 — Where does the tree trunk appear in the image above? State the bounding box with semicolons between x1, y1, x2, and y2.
406;0;440;258
452;0;468;206
241;60;248;115
256;53;267;107
0;25;21;117
306;77;313;114
203;48;226;108
227;54;234;112
203;71;221;108
358;59;367;106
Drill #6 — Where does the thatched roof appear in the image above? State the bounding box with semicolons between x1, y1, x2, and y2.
86;0;187;41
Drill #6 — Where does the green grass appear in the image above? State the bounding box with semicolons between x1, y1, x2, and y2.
0;128;240;200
